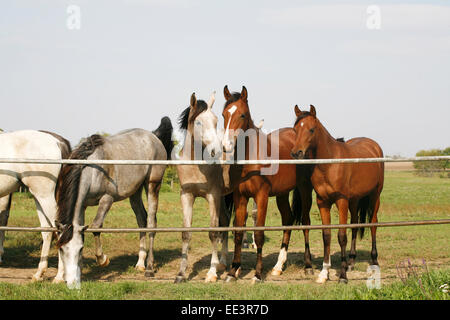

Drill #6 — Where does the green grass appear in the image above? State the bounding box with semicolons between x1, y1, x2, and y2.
0;268;448;300
0;171;449;299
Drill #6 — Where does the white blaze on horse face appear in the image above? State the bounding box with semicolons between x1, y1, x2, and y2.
61;229;84;289
223;105;237;152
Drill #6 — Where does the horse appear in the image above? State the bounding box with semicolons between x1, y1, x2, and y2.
55;118;173;289
174;91;237;283
221;86;314;283
0;129;71;282
290;104;384;284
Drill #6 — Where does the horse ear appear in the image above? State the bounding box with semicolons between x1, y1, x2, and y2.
224;85;231;101
294;105;302;117
240;86;248;102
207;91;216;109
310;105;316;117
190;92;197;109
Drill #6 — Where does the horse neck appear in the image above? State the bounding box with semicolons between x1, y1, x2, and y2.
314;120;340;159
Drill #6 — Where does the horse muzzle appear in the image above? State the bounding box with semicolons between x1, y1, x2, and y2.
290;149;305;159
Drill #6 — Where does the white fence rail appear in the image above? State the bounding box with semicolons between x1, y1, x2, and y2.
0;156;448;165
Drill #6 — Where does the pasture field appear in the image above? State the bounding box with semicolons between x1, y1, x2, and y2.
0;170;449;300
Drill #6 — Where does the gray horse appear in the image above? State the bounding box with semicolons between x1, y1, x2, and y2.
55;118;173;289
175;92;248;283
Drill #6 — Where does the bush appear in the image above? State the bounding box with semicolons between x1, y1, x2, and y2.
414;148;449;176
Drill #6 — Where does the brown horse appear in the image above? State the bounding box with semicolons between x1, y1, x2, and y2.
291;104;384;284
222;86;313;283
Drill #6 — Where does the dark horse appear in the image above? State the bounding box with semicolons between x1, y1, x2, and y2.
291;105;384;283
55;117;173;289
222;86;314;283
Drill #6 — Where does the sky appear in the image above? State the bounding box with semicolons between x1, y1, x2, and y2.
0;0;449;156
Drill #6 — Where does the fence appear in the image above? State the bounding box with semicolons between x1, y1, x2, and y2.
0;155;449;234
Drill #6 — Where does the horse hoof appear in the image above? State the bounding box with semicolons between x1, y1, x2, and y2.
97;256;110;268
145;270;155;278
135;265;146;272
174;276;186;284
235;267;242;278
52;278;65;284
251;243;257;249
271;268;282;276
315;276;328;284
216;263;227;272
305;268;314;275
339;278;348;284
31;275;43;282
225;275;237;283
251;277;262;285
205;274;218;283
347;264;354;272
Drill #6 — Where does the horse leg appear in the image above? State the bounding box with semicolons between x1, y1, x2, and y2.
348;199;359;271
218;197;231;270
300;184;314;274
205;192;222;283
129;187;148;273
250;200;257;249
316;197;332;284
252;191;269;284
226;194;248;282
90;194;114;267
144;182;161;278
336;198;349;284
30;193;57;282
175;191;194;283
0;194;12;265
271;194;292;276
370;196;381;267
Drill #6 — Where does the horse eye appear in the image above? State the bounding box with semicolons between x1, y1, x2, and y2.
309;128;315;134
240;114;246;119
195;121;201;126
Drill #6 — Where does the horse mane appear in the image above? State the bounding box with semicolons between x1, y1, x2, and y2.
178;100;208;130
55;134;105;248
223;92;242;110
336;137;345;143
39;130;72;159
152;116;174;160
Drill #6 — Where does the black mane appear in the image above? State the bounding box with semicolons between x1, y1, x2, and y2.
55;134;104;247
153;116;174;160
178;100;208;130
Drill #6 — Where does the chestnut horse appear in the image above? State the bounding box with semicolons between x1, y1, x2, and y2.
222;86;313;283
291;105;384;284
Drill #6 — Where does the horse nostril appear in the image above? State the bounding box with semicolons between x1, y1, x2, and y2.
291;151;298;159
211;150;216;158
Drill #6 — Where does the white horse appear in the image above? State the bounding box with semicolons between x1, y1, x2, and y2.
0;130;71;282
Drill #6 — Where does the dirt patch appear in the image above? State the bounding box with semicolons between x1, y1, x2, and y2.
385;162;414;171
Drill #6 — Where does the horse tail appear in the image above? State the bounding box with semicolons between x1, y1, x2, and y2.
55;134;104;248
153;116;174;160
357;195;374;239
291;187;303;225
